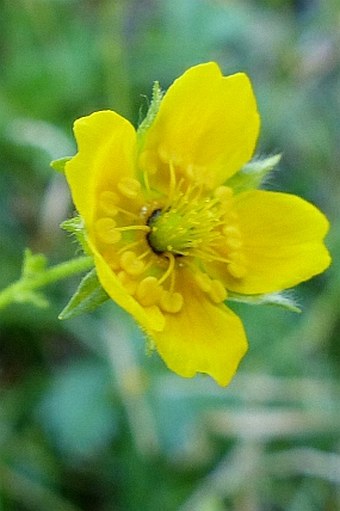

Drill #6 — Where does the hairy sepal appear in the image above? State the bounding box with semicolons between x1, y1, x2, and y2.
227;154;281;193
59;268;109;320
228;290;301;313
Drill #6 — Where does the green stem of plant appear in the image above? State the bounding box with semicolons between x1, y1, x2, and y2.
0;256;93;311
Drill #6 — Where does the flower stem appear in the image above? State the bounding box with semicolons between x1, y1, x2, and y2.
0;255;93;311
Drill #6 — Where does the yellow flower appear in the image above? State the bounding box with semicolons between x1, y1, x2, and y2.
64;62;330;386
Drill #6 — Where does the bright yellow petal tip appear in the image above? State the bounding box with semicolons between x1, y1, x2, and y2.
62;62;331;387
139;62;260;189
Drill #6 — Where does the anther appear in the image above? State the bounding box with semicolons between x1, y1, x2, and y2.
223;225;240;237
117;271;138;295
101;248;120;270
185;164;195;180
158;145;171;164
226;237;243;250
136;277;163;307
228;261;247;279
194;272;212;293
139;150;157;176
99;191;119;216
120;251;145;276
117;177;141;199
214;186;233;201
209;280;227;303
223;225;243;250
95;217;122;244
159;290;183;313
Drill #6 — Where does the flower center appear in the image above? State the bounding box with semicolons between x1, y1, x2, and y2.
93;171;248;318
147;207;198;255
146;183;227;257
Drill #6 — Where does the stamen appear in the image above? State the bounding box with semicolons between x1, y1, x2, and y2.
223;225;241;237
116;240;143;255
136;277;163;307
116;225;151;233
223;225;243;250
95;217;122;244
143;168;151;192
214;186;233;202
158;253;175;285
208;280;227;303
159;290;183;313
164;161;177;208
102;248;120;270
169;262;176;293
228;262;247;279
99;191;120;216
120;251;145;276
117;177;141;199
194;271;212;293
225;237;243;251
117;271;138;295
138;249;153;260
115;206;140;220
193;249;231;265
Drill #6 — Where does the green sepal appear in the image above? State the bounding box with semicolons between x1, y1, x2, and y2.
59;268;109;320
227;154;282;193
50;156;72;173
61;216;90;254
137;81;163;142
228;291;301;313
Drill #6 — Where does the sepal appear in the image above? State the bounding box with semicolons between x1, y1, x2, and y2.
137;81;163;142
228;290;301;313
50;156;72;173
227;154;281;193
59;268;109;320
61;216;90;254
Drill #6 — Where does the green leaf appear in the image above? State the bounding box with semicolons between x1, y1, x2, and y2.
50;156;72;173
227;154;282;193
59;268;109;320
228;291;301;313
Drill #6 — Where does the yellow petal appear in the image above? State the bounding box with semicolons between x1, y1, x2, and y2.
65;110;137;227
92;241;165;333
139;62;260;189
150;268;248;386
222;190;331;294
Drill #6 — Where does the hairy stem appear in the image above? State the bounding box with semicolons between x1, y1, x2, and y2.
0;255;93;310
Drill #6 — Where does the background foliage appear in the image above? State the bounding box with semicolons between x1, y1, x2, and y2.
1;1;339;510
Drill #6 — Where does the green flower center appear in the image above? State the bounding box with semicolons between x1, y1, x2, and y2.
146;187;226;256
147;208;193;255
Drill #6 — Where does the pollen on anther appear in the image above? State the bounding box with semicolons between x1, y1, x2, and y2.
228;261;247;279
120;251;145;276
95;217;121;244
194;272;212;293
160;290;183;313
209;279;227;303
214;186;233;202
117;177;141;199
99;191;119;216
117;270;138;295
223;226;243;250
136;276;163;307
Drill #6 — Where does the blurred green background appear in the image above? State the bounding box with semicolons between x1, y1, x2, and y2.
1;0;339;510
